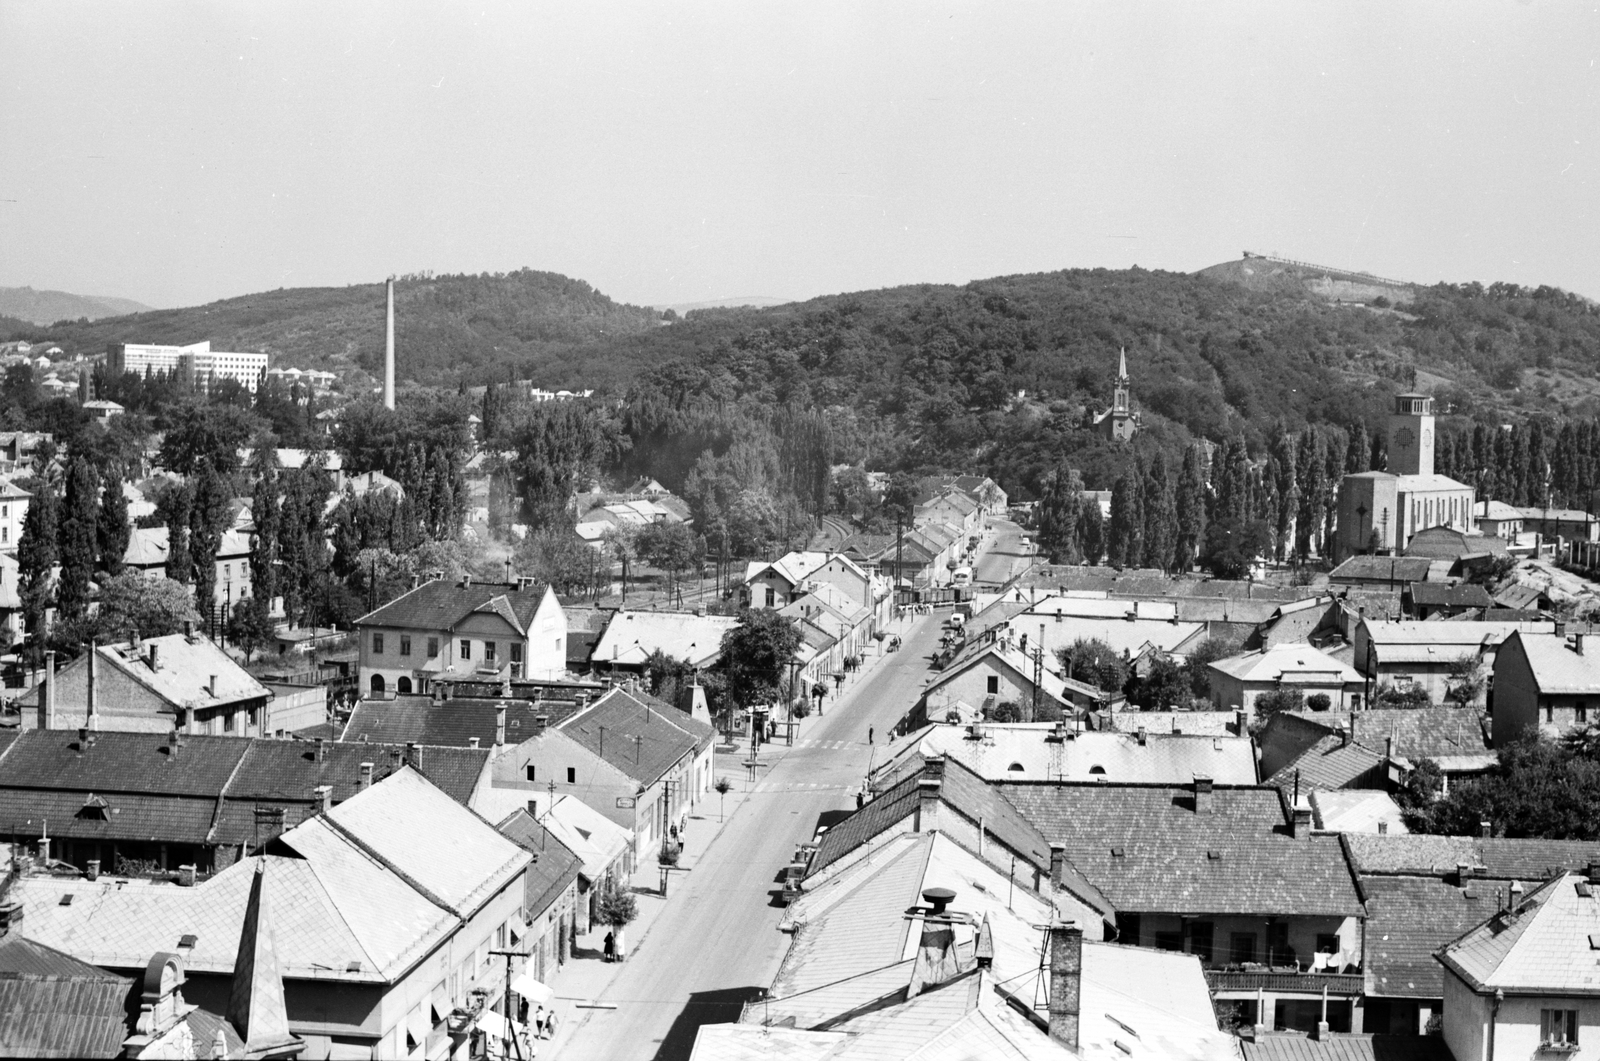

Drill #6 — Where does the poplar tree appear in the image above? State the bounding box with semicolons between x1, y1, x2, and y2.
1270;426;1298;563
1346;422;1370;474
17;477;57;664
164;482;193;584
189;461;231;621
250;455;281;608
1141;450;1176;573
97;467;131;578
56;458;100;624
1322;428;1344;550
1174;444;1207;573
1077;502;1105;566
1294;429;1325;560
1107;467;1144;569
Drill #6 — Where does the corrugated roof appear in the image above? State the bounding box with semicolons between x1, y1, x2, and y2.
1241;1033;1453;1061
998;783;1364;916
0;939;132;1059
356;579;550;634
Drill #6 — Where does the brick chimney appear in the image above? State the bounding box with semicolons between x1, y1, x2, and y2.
184;619;195;640
1577;633;1587;656
1047;921;1083;1052
534;714;548;736
36;836;50;864
315;738;328;763
468;736;480;749
914;756;945;833
178;864;197;887
1292;801;1313;838
358;762;374;791
148;643;160;671
168;728;183;759
1481;820;1492;839
314;785;332;814
406;742;421;771
496;706;507;746
1234;709;1246;735
1049;842;1066;889
1193;775;1213;815
1136;726;1147;747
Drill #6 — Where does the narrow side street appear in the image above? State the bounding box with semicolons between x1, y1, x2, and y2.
550;610;947;1061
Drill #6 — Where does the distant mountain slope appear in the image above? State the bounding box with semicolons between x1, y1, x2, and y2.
650;296;790;315
0;270;663;387
1196;253;1417;303
0;286;151;325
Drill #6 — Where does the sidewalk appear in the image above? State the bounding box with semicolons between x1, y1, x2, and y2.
536;618;920;1056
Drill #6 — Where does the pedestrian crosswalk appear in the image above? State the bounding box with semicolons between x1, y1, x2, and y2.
749;781;854;794
790;739;857;750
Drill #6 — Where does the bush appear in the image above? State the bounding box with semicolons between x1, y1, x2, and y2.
1375;683;1432;709
594;880;639;928
1306;693;1332;712
1253;688;1305;730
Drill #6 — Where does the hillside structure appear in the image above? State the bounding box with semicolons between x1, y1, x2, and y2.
1333;393;1476;560
1092;348;1141;442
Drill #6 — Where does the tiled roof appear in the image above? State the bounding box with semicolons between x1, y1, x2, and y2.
1344;834;1600;880
90;634;269;711
808;773;920;878
495;808;583;917
1504;631;1600;694
1407;582;1494;608
1283;708;1489;762
1403;528;1507;561
1364;620;1549;649
1492;582;1547;611
1329;556;1433;583
1266;736;1385;793
0;787;220;845
590;610;740;668
0;937;132;1059
1360;874;1497;999
315;766;529;916
1309;790;1408;834
873;724;1257;787
341;696;577;747
1437;873;1600;993
557;688;711;785
998;783;1365;916
1209;643;1362;685
1101;710;1241;737
356;578;550;634
1241;1033;1453;1060
0;729;250;796
1517;506;1595;522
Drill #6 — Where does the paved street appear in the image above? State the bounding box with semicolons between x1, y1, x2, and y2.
974;516;1033;586
554;610;947;1061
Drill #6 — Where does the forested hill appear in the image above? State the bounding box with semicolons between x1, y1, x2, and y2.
0;270;664;388
586;265;1600;499
0;286;150;325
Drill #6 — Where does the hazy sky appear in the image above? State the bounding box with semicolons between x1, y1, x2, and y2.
2;3;1597;309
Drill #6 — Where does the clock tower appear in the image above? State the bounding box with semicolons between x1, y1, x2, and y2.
1389;393;1435;476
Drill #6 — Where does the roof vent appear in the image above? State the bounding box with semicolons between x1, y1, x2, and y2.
921;887;956;916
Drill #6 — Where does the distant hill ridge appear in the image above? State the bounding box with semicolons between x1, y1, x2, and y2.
1195;252;1417;303
0;286;151;326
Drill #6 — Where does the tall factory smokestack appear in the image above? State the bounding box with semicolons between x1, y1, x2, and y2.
383;275;396;410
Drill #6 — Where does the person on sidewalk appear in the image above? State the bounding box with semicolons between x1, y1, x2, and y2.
603;931;616;963
868;726;874;744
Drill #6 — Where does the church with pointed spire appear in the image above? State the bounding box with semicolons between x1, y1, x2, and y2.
1092;348;1141;442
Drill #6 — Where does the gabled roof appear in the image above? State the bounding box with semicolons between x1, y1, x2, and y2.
591;610;740;668
926;641;1108;709
998;783;1365;916
1309;790;1408;834
0;936;131;1059
1493;582;1548;611
1330;556;1434;583
1437;873;1600;994
1476;500;1523;522
557;687;713;786
1517;506;1595;523
341;696;578;747
1266;736;1386;793
0;729;250;795
1282;708;1489;763
356;578;551;634
1363;619;1549;651
1345;834;1600;881
1209;643;1362;685
1502;631;1600;694
495;808;583;917
22;634;272;712
1407;582;1494;608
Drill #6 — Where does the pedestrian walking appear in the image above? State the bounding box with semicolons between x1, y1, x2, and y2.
856;788;865;810
603;931;616;963
868;726;874;744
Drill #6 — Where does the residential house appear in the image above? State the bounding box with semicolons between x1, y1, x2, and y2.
493;809;583;992
1353;618;1553;707
589;609;739;674
82;398;124;420
122;527;255;608
0;729;490;874
1404;581;1495;620
355;576;567;695
0;479;28;551
1492;629;1600;743
1347;834;1600;1036
1517;506;1598;543
1437;870;1600;1061
1258;707;1494;793
913;486;982;536
707;827;1235;1060
744;550;885;627
1328;556;1434;590
919;640;1119;723
1474;500;1525;540
341;695;586;747
997;595;1208;665
1207;643;1366;714
1493;581;1552;613
870;722;1257;791
15;767;531;1060
23;630;271;737
1001;778;1368;1035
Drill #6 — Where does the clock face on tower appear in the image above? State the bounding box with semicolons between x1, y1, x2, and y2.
1395;427;1416;449
1422;429;1432;447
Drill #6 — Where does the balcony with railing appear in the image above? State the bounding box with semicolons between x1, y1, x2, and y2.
1204;965;1364;996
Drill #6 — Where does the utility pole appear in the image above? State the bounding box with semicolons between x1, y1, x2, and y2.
489;949;527;1061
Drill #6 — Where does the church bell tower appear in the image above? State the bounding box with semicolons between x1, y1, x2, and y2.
1388;393;1435;476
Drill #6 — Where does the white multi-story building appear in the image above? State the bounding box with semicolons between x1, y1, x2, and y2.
106;340;269;392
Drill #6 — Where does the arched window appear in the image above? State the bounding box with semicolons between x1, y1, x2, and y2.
396;676;412;695
370;674;386;695
1007;762;1025;773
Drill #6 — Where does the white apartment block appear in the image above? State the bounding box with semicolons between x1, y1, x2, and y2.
107;340;269;392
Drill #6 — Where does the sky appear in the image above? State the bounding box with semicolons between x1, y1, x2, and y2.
2;2;1597;310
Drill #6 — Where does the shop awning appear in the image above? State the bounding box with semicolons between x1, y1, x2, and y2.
509;972;553;1007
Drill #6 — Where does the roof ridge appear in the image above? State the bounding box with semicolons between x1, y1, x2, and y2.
314;808;466;920
287;843;389;977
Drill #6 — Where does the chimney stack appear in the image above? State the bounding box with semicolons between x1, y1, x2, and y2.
316;738;328;763
178;864;196;888
534;714;548;736
1049;843;1066;889
149;643;159;671
1587;862;1600;885
1192;775;1213;815
406;742;420;771
1047;921;1083;1052
1577;633;1587;656
0;900;22;937
383;276;396;410
168;728;183;758
315;785;333;814
208;674;217;697
1136;726;1147;746
1481;820;1492;839
1234;709;1246;735
358;762;374;791
496;706;507;746
914;756;945;833
85;641;98;731
1292;802;1313;838
40;650;55;730
184;619;195;640
85;858;100;881
37;836;50;864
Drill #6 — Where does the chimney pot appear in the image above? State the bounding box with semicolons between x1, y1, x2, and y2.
1047;921;1083;1052
358;761;374;791
1377;820;1389;835
178;864;197;888
1481;820;1492;839
921;887;956;916
468;736;480;748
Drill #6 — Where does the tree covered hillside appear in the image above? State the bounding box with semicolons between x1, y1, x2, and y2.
0;270;664;388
